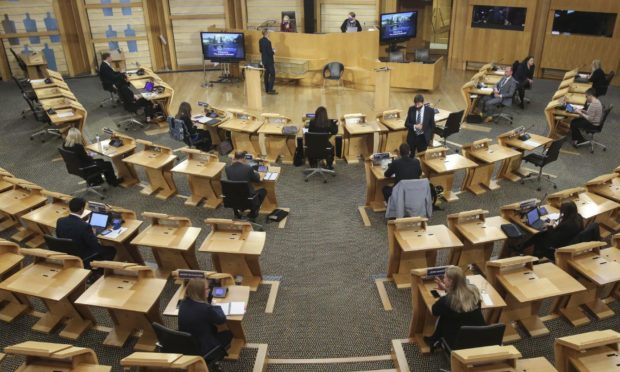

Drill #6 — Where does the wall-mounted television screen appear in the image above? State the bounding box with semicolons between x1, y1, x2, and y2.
552;10;616;38
380;11;417;43
200;32;245;62
471;6;527;31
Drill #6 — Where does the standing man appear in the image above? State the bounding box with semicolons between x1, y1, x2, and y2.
477;66;517;122
341;11;362;32
99;52;123;88
259;29;277;95
570;88;603;147
405;94;435;156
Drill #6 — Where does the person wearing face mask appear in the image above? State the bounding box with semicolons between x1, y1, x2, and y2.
404;94;435;156
340;11;362;32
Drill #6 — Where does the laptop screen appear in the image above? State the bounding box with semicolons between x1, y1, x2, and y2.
526;208;540;225
89;212;109;228
144;81;154;92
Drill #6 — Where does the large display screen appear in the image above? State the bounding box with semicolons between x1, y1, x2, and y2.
471;6;527;31
380;11;417;43
200;32;246;62
552;10;616;38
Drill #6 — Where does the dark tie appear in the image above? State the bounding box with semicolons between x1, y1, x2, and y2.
416;109;421;124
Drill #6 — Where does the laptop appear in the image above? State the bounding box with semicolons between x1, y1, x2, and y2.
525;208;546;231
89;212;110;235
142;81;154;93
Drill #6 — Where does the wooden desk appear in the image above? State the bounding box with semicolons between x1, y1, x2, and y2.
34;86;76;101
5;341;111;371
46;68;63;80
86;132;139;188
199;219;265;290
545;99;577;139
548;187;620;234
0;178;47;244
254;165;281;214
0;248;92;339
218;109;263;154
555;330;620;372
417;147;478;202
131;213;200;277
342;113;387;164
40;96;78;111
377;109;406;154
586;173;620;203
410;267;506;353
0;167;14;193
121;352;208;371
75;261;166;351
500;199;559;235
497;128;553;181
257;113;297;164
193;104;230;146
486;256;585;343
163;270;251;360
450;345;557;372
30;76;69;90
363;156;394;212
96;206;144;264
387;217;463;288
130;77;174;118
0;239;28;325
461;139;521;195
172;149;224;208
21;51;48;79
123;140;177;200
448;210;509;275
555;242;620;326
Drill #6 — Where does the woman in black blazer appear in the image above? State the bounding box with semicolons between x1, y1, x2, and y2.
178;278;232;356
307;106;338;169
588;59;607;97
425;266;485;350
63;128;119;186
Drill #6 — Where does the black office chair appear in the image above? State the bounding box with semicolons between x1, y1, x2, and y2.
440;324;505;354
595;71;614;97
576;105;612;153
521;137;565;191
434;110;464;147
99;78;118;108
544;223;601;261
322;62;344;90
491;94;515;125
116;88;147;131
221;180;259;220
43;235;100;269
415;48;431;63
9;48;28;75
57;147;106;199
303;132;336;183
152;322;227;371
26;93;62;143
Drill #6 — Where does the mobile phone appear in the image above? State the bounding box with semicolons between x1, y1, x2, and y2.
430;290;440;298
100;229;112;236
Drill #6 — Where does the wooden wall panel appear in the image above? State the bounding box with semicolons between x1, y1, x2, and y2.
319;1;378;33
246;0;304;32
169;0;224;15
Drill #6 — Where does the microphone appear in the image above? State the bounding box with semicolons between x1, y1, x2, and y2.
518;123;535;140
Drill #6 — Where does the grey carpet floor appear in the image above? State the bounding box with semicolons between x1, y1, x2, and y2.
0;72;618;371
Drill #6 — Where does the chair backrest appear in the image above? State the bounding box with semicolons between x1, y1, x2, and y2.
442;110;464;138
415;48;430;62
512;60;520;76
167;116;187;143
451;324;506;350
152;322;202;356
594;104;613;132
304;132;333;160
22;92;48;123
58;147;87;178
569;222;600;245
542;137;565;165
221;180;257;211
10;48;28;73
43;235;81;257
323;62;344;79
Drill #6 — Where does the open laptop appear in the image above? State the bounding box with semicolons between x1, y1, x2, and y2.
89;212;109;235
525;208;546;231
141;81;155;93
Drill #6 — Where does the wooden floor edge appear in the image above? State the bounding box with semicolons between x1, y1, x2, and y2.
246;343;269;372
278;207;290;229
268;354;393;365
391;338;411;372
375;278;393;311
358;206;372;227
262;280;280;314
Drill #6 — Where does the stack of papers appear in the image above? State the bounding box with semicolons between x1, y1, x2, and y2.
102;227;127;239
481;293;493;306
141;92;155;99
522;139;540;148
214;302;246;316
479;87;494;93
126;69;138;74
264;172;278;181
57;111;74;118
193;115;210;124
30;78;46;83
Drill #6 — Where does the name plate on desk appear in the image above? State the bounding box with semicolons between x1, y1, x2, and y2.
177;270;206;279
424;266;448;279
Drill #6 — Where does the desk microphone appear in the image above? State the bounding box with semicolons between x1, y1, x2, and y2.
518;124;535;140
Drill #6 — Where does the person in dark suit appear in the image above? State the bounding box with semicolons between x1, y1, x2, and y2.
514;56;535;109
63;128;120;186
117;73;158;122
425;266;485;350
99;52;123;88
477;66;517;122
259;29;277;95
55;197;116;262
405;94;435;155
340;12;362;32
588;59;607;97
178;278;233;358
382;143;422;202
225;151;267;221
307;106;338;169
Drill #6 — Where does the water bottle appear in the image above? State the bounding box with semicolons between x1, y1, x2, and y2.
96;134;102;152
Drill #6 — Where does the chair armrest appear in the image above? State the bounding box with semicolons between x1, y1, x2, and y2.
79;164;100;173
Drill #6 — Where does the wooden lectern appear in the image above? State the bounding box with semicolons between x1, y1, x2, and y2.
374;67;391;112
244;66;263;111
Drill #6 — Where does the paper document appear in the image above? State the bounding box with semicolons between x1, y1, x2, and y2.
522;139;540;148
229;302;246;315
546;213;560;221
264;172;278;181
193;115;210;124
126;69;138;74
481;293;493;306
141;92;155;99
214;303;230;315
30;78;46;83
102;227;127;239
57;111;74;118
572;104;584;111
479;87;494;93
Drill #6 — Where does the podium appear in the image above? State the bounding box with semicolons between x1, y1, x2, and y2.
374;67;391;112
244;66;263;111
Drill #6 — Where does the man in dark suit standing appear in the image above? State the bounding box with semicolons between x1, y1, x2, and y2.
405;94;435;156
225;152;267;221
99;52;123;88
55;197;116;262
382;143;422;202
259;29;277;95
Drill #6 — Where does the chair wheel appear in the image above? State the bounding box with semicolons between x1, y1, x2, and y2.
30;137;34;141
100;104;103;108
305;179;308;182
537;187;541;191
323;180;327;183
590;150;594;154
553;185;557;189
603;148;606;151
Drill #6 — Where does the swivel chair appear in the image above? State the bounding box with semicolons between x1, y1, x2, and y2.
116;90;147;131
322;62;344;91
595;71;614;97
434;110;464;147
57;147;106;199
521;137;565;191
26;93;62;142
221;180;260;220
99;78;118;108
576;105;612;154
43;235;100;269
303;132;336;183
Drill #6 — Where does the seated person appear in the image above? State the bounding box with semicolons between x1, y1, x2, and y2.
477;66;517;122
178;278;232;358
176;101;212;151
518;200;584;259
99;52;123;88
570;88;603;147
514;56;534;109
55;197;116;262
225;151;267;221
63;128;120;187
588;59;607;97
281;14;295;32
425;266;485;350
382;143;422;202
307;106;338;169
117;73;161;123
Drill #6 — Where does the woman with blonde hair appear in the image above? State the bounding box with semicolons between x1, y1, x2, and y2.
589;59;606;97
425;266;485;350
178;278;232;358
63;128;119;186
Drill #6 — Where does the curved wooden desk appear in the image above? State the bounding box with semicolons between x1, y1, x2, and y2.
4;341;111;371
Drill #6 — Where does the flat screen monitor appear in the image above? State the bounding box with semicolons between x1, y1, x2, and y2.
200;32;245;62
471;6;527;31
380;11;417;43
552;10;616;38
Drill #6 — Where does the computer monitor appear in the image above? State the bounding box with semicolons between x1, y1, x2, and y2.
200;32;246;62
89;212;109;229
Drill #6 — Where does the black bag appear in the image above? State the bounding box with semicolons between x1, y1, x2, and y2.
466;114;483;123
501;223;524;239
293;137;304;166
218;140;233;156
267;209;288;222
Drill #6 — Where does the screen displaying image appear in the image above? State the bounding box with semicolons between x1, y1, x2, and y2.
471;6;527;31
552;10;616;38
200;32;245;62
380;11;417;42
